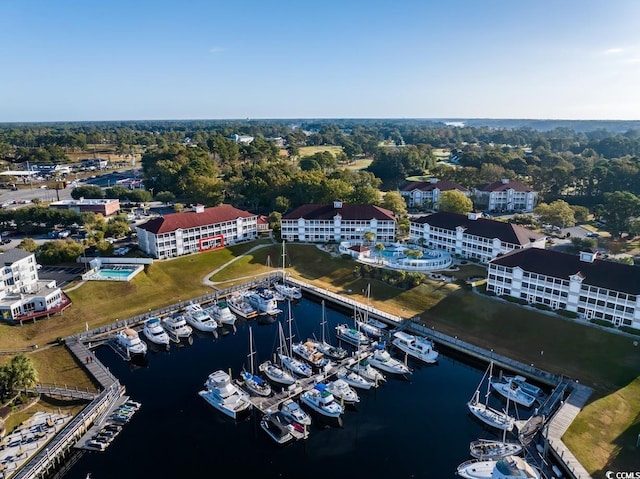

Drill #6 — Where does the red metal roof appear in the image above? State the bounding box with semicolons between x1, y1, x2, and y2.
137;204;256;234
401;180;468;193
282;204;395;221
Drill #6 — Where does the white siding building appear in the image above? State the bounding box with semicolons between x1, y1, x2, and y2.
400;178;469;209
136;204;258;259
0;249;67;322
281;201;396;244
409;212;546;263
473;179;538;212
487;248;640;329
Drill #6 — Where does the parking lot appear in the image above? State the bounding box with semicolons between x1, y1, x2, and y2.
39;266;85;288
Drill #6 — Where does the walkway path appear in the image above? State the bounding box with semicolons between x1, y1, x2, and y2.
200;243;273;289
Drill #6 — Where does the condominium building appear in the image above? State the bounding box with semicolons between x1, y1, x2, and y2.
472;179;538;212
0;249;67;322
136;204;258;259
409;212;546;262
487;248;640;329
400;178;469;209
281;201;396;243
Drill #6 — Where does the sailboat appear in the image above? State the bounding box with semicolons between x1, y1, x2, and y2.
307;300;348;360
467;362;516;432
279;301;313;378
354;284;386;339
273;241;302;300
336;304;370;347
259;322;297;386
240;326;272;397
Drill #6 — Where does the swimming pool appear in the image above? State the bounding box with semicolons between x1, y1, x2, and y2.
84;265;144;281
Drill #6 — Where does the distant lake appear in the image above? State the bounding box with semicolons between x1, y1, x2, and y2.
59;298;536;479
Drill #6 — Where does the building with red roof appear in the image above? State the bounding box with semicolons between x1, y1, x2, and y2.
399;178;469;209
281;200;396;243
472;178;538;212
410;211;546;263
136;204;258;259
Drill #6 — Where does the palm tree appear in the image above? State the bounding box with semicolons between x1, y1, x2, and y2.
7;354;38;395
363;231;376;246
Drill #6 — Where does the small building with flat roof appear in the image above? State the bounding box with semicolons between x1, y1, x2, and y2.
49;198;121;216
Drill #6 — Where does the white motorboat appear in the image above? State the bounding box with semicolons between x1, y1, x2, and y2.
280;398;311;427
199;369;252;419
226;293;258;320
490;378;536;407
300;383;344;418
368;342;411;375
273;280;302;301
308;300;348;360
336;367;375;390
391;331;439;363
350;359;386;384
467;362;516;432
326;379;359;404
356;318;384;339
456;455;541;479
183;303;219;334
292;340;331;370
260;411;294;445
162;313;193;340
240;326;271;397
469;439;524;460
115;328;147;357
142;317;170;346
206;300;237;326
335;324;370;347
243;287;282;315
503;375;544;398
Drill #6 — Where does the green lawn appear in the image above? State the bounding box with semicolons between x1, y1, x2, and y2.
298;145;343;157
1;241;638;474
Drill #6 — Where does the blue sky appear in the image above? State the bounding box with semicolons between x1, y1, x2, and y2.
1;0;639;121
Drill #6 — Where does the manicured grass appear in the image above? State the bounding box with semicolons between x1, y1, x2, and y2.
564;377;640;474
298;146;343;157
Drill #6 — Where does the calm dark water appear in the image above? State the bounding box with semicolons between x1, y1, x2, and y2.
60;298;534;479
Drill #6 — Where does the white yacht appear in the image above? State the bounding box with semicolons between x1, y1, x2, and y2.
490;378;536;407
326;379;359;404
226;293;258;320
336;367;375;390
468;363;516;432
335;324;369;347
392;331;439;363
198;370;252;419
503;375;544;398
206;300;237;326
183;303;219;334
300;383;344;418
142;317;170;346
350;359;386;384
243;287;281;315
115;328;147;357
162;313;193;340
368;342;411;375
280;398;311;427
456;455;541;479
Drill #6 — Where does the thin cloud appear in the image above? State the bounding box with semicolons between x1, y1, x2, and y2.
604;47;624;55
209;46;226;54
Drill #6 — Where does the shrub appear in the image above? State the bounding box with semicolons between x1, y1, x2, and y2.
620;326;640;336
557;309;579;319
533;303;552;311
589;318;614;328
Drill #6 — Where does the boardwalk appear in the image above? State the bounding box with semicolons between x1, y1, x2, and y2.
544;383;593;479
66;338;119;390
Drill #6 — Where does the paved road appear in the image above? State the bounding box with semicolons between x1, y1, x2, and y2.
0;186;73;209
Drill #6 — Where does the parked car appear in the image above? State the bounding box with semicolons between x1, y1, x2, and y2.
586;232;600;238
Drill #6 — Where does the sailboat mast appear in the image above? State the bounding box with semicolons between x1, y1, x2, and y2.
485;361;494;403
281;240;286;282
321;300;326;343
248;326;255;375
